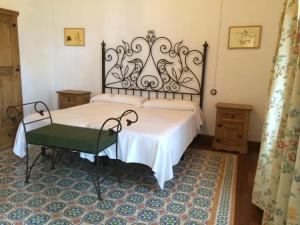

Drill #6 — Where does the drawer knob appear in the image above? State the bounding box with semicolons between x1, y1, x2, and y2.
67;98;71;102
216;139;221;142
238;134;243;139
218;124;222;128
8;133;12;137
231;115;235;119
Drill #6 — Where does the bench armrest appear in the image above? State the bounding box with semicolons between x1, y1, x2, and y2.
6;101;53;132
96;109;138;150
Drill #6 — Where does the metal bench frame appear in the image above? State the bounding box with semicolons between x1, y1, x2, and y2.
7;101;138;200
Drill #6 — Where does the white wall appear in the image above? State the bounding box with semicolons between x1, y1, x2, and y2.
211;0;284;141
50;0;221;105
0;0;284;141
0;0;55;112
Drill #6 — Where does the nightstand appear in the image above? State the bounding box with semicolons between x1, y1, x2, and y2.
57;90;91;109
213;103;253;153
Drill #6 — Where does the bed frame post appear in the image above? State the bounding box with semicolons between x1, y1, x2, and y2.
101;41;106;94
199;41;208;109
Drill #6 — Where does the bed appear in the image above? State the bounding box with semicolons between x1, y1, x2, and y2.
12;30;209;189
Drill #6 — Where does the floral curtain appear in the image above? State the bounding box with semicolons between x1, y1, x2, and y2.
252;0;300;224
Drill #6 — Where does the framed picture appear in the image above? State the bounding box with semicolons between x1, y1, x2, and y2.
228;26;262;49
64;28;85;46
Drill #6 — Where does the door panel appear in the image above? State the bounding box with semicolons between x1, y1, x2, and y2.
0;9;22;150
0;14;13;74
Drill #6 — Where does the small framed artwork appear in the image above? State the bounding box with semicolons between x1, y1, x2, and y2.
228;26;262;49
64;28;85;46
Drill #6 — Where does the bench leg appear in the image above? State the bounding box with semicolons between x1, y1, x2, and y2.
89;156;103;201
25;144;30;184
25;144;43;184
115;139;121;183
90;156;102;200
40;147;53;161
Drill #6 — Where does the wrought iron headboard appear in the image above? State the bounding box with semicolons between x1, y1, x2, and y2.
101;30;208;108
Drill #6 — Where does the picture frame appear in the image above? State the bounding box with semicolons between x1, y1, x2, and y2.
228;26;262;49
64;28;85;46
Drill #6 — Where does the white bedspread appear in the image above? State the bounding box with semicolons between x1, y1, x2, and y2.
84;107;201;188
13;102;203;189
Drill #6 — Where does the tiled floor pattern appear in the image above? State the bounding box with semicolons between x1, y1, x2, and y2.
0;148;237;225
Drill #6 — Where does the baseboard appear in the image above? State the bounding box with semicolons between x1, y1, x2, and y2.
248;140;261;151
191;134;214;147
197;134;214;145
192;134;261;151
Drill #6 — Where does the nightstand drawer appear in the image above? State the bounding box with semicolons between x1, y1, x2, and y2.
221;110;246;122
57;90;91;109
61;95;76;105
216;122;244;146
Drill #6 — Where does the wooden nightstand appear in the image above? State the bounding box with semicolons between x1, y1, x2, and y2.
213;103;253;153
57;90;91;109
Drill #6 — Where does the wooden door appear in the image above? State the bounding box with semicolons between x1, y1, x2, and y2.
0;8;22;150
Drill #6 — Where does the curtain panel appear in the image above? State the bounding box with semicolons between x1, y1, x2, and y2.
252;0;300;225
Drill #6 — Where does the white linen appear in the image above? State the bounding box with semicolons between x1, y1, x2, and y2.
90;93;146;106
13;101;204;189
82;107;203;189
13;102;136;158
142;99;196;111
142;99;204;130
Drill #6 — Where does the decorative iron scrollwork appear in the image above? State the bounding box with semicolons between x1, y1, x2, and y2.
103;30;207;95
102;30;208;107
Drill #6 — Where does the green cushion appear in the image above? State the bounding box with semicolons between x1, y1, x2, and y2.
26;123;117;154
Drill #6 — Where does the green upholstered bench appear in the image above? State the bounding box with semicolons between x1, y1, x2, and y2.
26;123;117;155
6;101;138;201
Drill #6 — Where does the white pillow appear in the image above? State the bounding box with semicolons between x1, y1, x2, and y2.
142;99;196;111
143;99;204;128
90;93;145;106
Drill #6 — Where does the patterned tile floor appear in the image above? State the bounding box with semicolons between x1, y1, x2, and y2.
0;148;237;225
